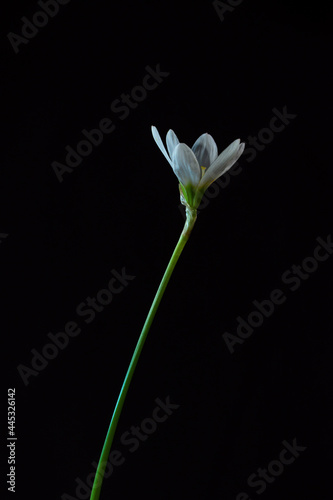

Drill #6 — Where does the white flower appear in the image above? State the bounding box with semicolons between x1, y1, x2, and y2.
151;126;245;209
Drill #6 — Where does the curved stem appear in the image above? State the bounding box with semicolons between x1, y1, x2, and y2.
90;207;197;500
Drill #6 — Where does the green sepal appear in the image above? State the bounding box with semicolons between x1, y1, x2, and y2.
179;182;197;209
193;187;205;210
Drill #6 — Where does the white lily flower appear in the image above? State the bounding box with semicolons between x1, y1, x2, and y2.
151;126;245;210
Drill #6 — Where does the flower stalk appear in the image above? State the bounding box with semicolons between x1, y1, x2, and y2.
89;207;197;500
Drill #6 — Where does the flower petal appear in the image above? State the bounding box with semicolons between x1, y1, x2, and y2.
166;129;180;159
151;125;173;166
192;133;218;168
172;143;201;187
198;139;245;190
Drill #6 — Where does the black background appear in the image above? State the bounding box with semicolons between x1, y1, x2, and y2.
2;1;333;499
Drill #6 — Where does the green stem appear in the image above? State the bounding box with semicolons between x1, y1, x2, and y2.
90;207;197;500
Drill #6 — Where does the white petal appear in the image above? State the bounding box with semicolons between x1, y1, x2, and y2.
151;125;173;166
172;143;201;187
166;129;180;159
198;139;245;190
191;133;218;168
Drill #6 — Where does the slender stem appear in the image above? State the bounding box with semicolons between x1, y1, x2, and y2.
90;207;197;500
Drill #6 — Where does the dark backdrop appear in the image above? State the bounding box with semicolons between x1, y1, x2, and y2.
2;1;333;499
